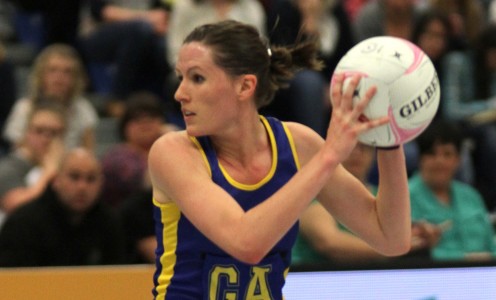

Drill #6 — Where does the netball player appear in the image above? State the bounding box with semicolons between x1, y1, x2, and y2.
148;20;411;299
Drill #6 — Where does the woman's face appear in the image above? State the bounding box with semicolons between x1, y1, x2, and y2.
42;54;77;101
419;143;459;191
174;42;243;137
125;114;164;149
418;19;448;61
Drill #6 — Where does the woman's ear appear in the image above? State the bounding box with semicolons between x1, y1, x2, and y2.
236;74;257;101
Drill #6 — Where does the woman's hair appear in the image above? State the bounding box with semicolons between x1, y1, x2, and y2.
183;20;323;108
411;9;452;57
118;91;165;140
429;0;484;46
416;120;464;156
28;43;87;104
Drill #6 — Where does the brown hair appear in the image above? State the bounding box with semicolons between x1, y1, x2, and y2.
183;20;323;108
118;91;165;140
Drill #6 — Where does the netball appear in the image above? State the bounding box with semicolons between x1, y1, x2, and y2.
332;36;440;147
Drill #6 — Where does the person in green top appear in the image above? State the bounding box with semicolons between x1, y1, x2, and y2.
292;142;385;266
292;141;442;266
409;120;496;261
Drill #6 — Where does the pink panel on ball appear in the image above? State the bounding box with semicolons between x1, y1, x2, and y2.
388;106;428;144
404;41;425;75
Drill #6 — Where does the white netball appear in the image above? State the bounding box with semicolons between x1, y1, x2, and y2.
331;36;440;147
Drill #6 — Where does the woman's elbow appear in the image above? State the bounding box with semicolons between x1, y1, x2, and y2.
380;238;411;257
231;247;267;265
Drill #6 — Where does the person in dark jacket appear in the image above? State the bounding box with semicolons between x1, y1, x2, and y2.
0;148;126;267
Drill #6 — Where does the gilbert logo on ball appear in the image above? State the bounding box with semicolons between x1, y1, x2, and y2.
331;36;440;147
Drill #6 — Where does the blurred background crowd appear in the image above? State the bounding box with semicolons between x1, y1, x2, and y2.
0;0;496;268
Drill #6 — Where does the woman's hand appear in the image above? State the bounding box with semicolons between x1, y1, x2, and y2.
325;73;389;163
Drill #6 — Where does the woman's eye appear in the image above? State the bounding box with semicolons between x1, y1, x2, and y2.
192;74;205;83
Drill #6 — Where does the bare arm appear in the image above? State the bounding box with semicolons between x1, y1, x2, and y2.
149;74;408;264
290;74;411;256
310;147;410;256
2;170;54;213
149;131;337;264
2;139;64;213
300;202;386;263
136;236;157;263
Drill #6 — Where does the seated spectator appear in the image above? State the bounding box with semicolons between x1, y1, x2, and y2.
441;23;496;210
79;0;171;117
411;7;454;120
293;142;439;266
2;43;99;150
409;120;496;261
0;103;65;228
119;188;155;264
5;0;82;49
166;0;266;68
427;0;484;50
100;91;178;208
353;0;423;42
0;148;126;267
265;0;354;137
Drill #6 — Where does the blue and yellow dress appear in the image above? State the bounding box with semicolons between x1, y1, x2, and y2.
152;116;300;299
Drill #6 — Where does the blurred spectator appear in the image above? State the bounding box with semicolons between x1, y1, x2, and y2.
166;0;266;68
119;188;155;264
292;143;385;266
265;0;354;137
79;0;172;117
100;91;178;209
0;105;65;230
0;103;65;228
343;0;371;22
409;120;496;261
293;143;436;266
0;42;17;155
405;8;482;185
0;148;126;267
441;24;496;210
489;0;496;23
427;0;484;50
5;0;82;49
412;8;453;82
353;0;423;42
2;43;98;151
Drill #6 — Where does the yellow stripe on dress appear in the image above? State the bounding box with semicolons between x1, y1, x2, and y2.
219;116;278;191
190;136;212;177
281;122;301;170
153;199;181;299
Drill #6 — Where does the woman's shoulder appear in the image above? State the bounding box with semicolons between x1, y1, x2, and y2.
283;121;323;143
282;121;324;163
150;130;195;155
